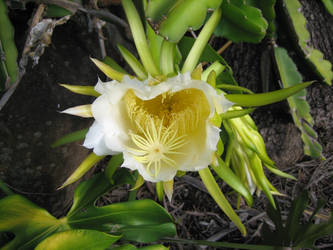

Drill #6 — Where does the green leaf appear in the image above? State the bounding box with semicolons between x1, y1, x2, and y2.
51;128;88;148
0;0;18;89
145;0;177;22
225;81;313;107
45;5;73;17
285;191;308;241
67;173;113;217
274;46;324;159
245;0;276;37
211;157;253;206
35;229;120;250
322;0;333;15
152;0;223;42
214;0;268;43
112;244;168;250
282;0;333;85
0;195;67;250
68;199;176;242
199;168;246;236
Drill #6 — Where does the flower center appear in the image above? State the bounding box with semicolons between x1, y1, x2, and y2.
124;88;210;177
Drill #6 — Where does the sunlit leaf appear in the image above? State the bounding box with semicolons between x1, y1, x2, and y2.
35;229;120;250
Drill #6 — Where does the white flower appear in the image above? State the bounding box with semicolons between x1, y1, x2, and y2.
83;73;233;182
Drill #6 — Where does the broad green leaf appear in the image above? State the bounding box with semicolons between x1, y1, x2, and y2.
245;0;276;37
0;195;67;250
214;0;268;43
282;0;333;85
0;0;18;89
211;157;253;206
274;46;324;159
35;229;120;250
322;0;333;15
119;223;175;243
59;152;105;189
145;0;177;22
225;81;312;107
68;199;176;243
178;36;238;86
51;128;88;148
199;168;246;236
151;0;223;43
140;245;168;250
112;244;168;250
45;5;72;17
0;178;13;195
67;173;113;217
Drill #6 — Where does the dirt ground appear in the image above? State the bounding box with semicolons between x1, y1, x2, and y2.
1;1;333;249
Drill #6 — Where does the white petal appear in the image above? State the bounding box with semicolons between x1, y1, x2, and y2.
83;122;113;155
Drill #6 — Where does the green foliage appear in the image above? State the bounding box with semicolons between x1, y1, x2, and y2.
321;0;333;15
245;0;276;37
214;0;268;43
147;0;223;42
274;46;324;159
0;195;67;250
261;192;333;249
282;0;333;85
0;170;176;249
0;0;18;90
45;0;81;18
35;229;121;250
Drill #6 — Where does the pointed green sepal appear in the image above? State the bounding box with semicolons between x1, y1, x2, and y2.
58;152;105;189
117;44;147;80
130;174;145;191
91;58;128;82
221;108;255;119
211;157;253;206
199;167;247;236
225;81;313;107
60;84;100;97
51;128;88;148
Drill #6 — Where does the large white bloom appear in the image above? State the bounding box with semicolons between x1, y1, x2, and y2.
83;73;232;182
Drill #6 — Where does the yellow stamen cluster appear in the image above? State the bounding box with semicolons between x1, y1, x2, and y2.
124;88;210;177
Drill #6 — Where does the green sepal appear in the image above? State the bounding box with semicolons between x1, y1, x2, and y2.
199;167;246;236
211;157;253;206
221;108;255;119
225;81;313;107
155;182;164;202
59;152;105;189
51;129;88;148
117;44;147;79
